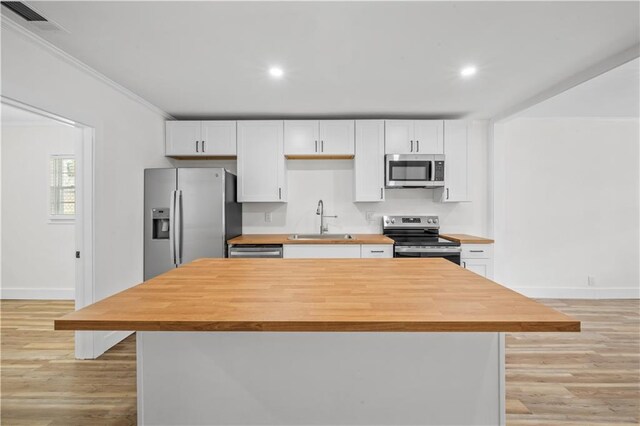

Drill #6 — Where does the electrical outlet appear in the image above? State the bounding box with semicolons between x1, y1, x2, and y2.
265;212;272;223
587;275;595;287
366;212;375;221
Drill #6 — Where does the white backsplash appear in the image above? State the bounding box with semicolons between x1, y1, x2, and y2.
171;121;490;237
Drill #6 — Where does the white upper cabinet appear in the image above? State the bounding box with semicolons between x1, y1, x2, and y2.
414;120;444;154
284;120;354;156
435;120;469;202
166;121;236;157
166;121;201;156
201;121;237;156
385;120;444;154
319;120;355;155
384;120;414;154
237;121;287;202
284;120;318;155
354;120;385;202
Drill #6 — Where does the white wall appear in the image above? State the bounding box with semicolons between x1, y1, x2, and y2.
494;117;639;298
1;22;171;354
184;122;490;236
1;123;78;299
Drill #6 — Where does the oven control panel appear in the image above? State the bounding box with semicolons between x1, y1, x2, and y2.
382;215;439;229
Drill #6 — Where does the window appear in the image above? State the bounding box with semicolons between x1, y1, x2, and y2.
49;155;76;220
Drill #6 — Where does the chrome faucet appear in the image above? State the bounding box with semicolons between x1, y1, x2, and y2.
316;199;337;234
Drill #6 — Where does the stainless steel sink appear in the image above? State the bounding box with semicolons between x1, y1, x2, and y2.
288;234;355;240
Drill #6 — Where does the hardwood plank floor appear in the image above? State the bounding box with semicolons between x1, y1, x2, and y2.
2;299;638;425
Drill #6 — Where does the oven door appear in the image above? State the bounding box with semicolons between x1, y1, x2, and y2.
386;155;433;187
394;246;461;265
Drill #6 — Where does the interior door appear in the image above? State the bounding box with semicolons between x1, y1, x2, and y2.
177;168;225;264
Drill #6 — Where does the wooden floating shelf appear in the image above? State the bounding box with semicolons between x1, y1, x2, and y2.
285;155;355;160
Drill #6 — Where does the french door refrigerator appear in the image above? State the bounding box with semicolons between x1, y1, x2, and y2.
144;168;242;280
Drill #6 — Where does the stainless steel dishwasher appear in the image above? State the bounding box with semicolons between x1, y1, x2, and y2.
228;245;283;258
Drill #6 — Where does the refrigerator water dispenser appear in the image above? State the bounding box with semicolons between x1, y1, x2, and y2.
151;208;170;240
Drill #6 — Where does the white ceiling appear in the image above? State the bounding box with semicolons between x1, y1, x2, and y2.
6;1;640;119
519;58;640;118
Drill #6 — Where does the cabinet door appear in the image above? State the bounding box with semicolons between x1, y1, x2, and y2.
440;120;469;202
413;120;444;154
462;258;493;279
283;244;361;259
166;121;201;156
319;120;354;155
354;120;385;202
284;120;319;155
237;121;286;202
201;121;236;156
384;120;414;154
361;245;393;258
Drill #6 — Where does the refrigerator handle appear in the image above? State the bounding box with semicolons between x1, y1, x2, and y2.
176;190;183;265
169;190;177;265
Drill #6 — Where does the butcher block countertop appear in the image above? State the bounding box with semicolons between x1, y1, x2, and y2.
227;234;394;245
55;258;579;333
440;234;495;244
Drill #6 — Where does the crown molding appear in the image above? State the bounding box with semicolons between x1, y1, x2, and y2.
1;15;174;120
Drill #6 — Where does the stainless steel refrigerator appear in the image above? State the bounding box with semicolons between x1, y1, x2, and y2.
144;168;242;280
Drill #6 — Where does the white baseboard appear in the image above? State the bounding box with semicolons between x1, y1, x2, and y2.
510;286;640;299
1;287;74;300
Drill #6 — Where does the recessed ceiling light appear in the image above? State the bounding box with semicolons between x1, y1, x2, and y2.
269;66;284;79
460;66;477;78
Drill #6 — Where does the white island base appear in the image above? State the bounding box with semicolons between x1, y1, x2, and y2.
137;332;505;426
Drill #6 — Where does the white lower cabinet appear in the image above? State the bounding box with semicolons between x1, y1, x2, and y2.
283;244;393;259
361;245;393;258
284;244;361;259
461;244;493;279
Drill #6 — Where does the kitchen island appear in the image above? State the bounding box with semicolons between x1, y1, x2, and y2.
56;258;579;425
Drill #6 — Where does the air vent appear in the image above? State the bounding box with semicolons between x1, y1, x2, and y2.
1;2;47;22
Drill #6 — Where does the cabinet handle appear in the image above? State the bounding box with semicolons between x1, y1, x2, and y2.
370;250;385;253
446;188;449;200
321;140;324;152
279;187;282;200
410;140;414;152
315;140;318;152
202;140;206;152
416;140;420;152
380;188;383;199
196;141;199;153
470;250;484;253
463;261;466;268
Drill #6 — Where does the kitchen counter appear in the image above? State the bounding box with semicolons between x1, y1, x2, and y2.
56;258;577;333
440;233;495;244
57;258;579;425
227;233;394;245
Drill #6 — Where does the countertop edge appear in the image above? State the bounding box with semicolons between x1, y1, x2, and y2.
440;234;495;244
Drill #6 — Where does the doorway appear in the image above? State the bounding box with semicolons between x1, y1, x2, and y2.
1;97;96;359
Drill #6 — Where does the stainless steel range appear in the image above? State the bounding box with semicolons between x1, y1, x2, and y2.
382;215;461;264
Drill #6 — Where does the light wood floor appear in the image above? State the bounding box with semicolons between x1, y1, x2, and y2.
1;299;638;425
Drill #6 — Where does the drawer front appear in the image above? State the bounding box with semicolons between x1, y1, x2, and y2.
461;244;493;259
361;245;393;258
283;244;361;259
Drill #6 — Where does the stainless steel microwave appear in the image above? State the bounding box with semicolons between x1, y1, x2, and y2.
385;154;445;188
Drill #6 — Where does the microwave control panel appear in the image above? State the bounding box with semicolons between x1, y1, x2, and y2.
434;161;445;181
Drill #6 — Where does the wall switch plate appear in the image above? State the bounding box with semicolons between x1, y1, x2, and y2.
265;212;272;223
366;212;375;221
